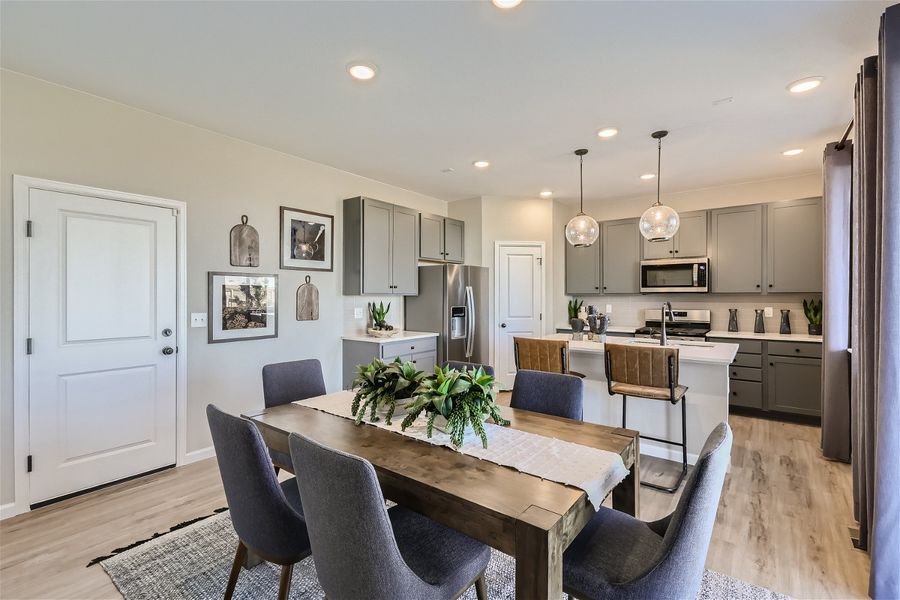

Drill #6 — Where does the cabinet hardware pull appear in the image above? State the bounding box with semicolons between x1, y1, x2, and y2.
770;362;774;366
795;348;800;353
769;284;773;288
756;284;761;288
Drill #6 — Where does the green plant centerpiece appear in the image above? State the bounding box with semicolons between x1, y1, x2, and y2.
568;297;585;333
802;298;823;335
351;358;424;425
401;365;509;449
368;301;393;331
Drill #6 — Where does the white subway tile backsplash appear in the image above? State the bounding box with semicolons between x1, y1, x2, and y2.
342;295;406;335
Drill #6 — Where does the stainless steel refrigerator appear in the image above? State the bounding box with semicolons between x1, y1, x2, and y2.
404;265;489;366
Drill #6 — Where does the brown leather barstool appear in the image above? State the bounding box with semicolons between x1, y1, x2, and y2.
513;337;584;377
604;343;688;493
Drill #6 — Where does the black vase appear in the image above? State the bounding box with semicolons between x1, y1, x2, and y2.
808;323;822;336
728;309;739;332
753;309;765;334
779;310;792;335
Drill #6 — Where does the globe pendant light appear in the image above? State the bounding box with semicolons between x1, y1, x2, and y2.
639;130;680;242
565;149;600;247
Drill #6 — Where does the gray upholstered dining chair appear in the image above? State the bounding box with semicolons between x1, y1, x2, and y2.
444;360;495;376
206;405;311;600
562;422;732;600
510;369;584;421
261;358;326;473
288;432;491;600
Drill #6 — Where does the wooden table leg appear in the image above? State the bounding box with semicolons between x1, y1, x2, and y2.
612;438;640;516
515;506;563;600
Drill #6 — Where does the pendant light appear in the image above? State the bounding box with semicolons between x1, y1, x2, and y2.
639;130;680;242
565;149;600;247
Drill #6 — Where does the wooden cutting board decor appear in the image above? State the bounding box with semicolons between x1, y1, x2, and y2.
296;276;320;321
229;215;260;267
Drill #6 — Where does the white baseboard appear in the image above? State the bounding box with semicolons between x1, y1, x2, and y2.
182;446;215;465
0;501;27;521
640;441;699;466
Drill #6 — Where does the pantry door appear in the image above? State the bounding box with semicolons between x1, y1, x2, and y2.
495;243;544;388
27;187;178;504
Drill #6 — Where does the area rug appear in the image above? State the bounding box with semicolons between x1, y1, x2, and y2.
100;512;790;600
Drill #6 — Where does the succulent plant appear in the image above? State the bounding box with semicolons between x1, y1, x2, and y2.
567;297;584;320
350;358;424;425
368;301;392;330
802;298;823;326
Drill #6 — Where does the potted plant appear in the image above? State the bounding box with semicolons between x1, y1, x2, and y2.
367;301;398;337
568;297;585;333
802;298;823;335
401;365;509;449
351;358;424;425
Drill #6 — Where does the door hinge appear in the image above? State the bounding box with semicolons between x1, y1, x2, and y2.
26;220;33;237
26;338;33;355
27;455;33;473
540;312;543;320
537;257;543;266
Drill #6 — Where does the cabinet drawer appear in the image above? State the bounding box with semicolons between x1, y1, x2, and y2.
767;341;822;358
708;338;762;354
732;353;762;368
729;366;762;382
409;350;438;369
730;380;763;409
381;337;437;360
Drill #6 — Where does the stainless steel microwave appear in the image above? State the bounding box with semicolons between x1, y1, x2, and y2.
640;258;709;293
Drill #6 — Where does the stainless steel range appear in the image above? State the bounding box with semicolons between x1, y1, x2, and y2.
634;309;711;341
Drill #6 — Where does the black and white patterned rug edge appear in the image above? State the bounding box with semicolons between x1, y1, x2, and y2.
100;512;790;600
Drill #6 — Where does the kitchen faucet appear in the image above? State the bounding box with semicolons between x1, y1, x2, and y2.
660;301;674;346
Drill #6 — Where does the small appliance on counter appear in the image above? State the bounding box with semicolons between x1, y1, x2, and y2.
634;309;711;340
640;257;709;293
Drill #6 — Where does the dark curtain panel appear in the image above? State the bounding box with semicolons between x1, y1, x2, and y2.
821;142;852;463
851;5;900;598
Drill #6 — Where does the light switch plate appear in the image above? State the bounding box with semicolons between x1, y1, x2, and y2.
191;313;208;328
764;307;774;318
354;307;365;319
605;304;613;313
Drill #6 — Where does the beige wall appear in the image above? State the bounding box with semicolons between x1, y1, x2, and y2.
0;70;447;505
551;173;824;329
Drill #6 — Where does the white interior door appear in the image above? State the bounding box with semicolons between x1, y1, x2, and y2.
28;188;177;504
495;244;543;388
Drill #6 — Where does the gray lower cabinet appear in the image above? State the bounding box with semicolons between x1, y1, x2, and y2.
419;214;464;264
766;197;823;293
342;336;438;389
344;197;420;295
641;210;708;259
565;237;601;294
710;204;764;293
601;218;641;294
767;356;822;416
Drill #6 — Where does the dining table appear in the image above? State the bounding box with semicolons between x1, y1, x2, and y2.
244;392;640;600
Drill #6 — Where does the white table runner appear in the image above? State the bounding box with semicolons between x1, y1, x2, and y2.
295;392;628;510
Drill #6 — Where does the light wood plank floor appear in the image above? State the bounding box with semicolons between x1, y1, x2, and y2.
0;414;868;599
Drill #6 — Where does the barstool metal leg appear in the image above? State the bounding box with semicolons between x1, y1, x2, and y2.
637;395;688;494
622;395;627;428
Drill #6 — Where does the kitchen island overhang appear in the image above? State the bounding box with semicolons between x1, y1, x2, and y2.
542;334;739;465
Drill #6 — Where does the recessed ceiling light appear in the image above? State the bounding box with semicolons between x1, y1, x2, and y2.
473;160;490;169
640;173;656;180
782;148;804;156
492;0;522;8
539;190;553;197
597;127;619;139
347;62;377;81
787;76;824;94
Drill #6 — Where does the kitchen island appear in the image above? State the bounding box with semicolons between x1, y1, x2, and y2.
542;333;739;464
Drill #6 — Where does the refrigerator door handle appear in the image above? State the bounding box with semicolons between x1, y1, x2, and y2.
465;285;475;358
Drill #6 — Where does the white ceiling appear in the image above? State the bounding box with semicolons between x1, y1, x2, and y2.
1;1;888;204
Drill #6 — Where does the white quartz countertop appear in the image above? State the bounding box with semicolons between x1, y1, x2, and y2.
543;333;739;365
706;330;823;344
341;331;439;343
557;324;638;334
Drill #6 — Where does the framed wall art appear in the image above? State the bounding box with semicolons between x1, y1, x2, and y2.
280;206;334;271
208;272;278;343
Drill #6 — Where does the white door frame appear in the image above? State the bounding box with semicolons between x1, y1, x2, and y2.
5;175;188;520
492;241;546;373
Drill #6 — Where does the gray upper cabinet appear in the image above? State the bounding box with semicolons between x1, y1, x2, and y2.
565;234;601;295
443;218;465;263
418;214;464;264
766;197;823;293
419;213;445;261
344;197;419;295
710;204;763;293
641;210;708;259
602;218;641;294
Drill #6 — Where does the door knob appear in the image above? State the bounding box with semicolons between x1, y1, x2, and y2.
500;323;507;328
162;347;175;355
162;328;173;337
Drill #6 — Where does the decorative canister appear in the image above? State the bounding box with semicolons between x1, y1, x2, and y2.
779;309;792;335
754;309;766;334
728;309;739;332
